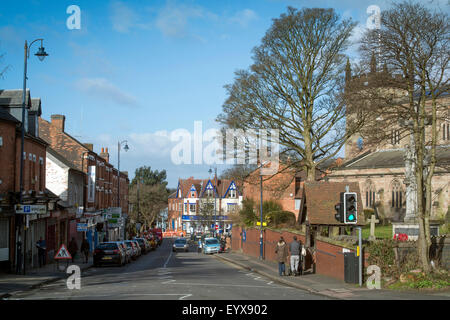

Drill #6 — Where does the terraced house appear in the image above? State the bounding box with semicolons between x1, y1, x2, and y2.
168;176;242;234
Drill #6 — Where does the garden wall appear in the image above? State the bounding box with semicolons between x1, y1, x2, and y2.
231;226;369;281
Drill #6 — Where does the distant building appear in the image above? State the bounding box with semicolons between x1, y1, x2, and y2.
168;176;242;234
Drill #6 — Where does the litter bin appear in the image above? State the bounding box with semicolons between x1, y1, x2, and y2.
344;252;359;284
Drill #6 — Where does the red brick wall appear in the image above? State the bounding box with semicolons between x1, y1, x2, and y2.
0;120;16;193
15;135;46;194
232;226;368;281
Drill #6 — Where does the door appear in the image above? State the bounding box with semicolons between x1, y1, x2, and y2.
0;218;9;262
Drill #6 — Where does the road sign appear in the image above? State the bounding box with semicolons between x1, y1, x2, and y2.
15;204;47;214
54;244;72;260
256;222;267;227
77;223;88;232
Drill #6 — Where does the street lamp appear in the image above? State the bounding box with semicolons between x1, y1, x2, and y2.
117;140;129;208
209;168;217;237
17;39;48;275
117;140;128;240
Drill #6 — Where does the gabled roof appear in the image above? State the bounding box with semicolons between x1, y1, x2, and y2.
177;177;242;198
0;89;31;107
299;181;365;226
30;98;42;115
0;107;20;123
336;146;450;170
46;147;85;175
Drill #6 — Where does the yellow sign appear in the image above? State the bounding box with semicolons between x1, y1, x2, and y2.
256;222;267;227
357;246;360;257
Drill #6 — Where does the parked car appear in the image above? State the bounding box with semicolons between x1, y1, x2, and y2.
173;238;189;252
117;241;132;263
147;234;157;250
202;238;220;254
131;240;142;257
94;242;126;267
134;238;151;254
124;240;139;260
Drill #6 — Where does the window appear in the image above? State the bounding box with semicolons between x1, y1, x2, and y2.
391;180;404;209
190;204;196;213
443;123;450;141
206;189;213;197
191;192;195;198
227;204;237;213
184;204;188;213
295;199;301;210
228;189;236;198
365;179;376;208
391;129;400;145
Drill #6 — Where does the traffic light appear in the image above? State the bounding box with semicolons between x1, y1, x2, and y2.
343;192;357;224
334;201;343;223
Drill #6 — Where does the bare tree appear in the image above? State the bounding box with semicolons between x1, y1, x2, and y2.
357;1;449;272
217;7;362;181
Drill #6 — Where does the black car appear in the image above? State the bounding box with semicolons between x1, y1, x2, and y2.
94;242;126;267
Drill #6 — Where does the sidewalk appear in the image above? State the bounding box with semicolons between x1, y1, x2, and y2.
215;251;450;300
0;256;93;299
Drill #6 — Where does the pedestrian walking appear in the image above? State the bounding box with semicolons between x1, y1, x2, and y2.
275;236;289;276
36;237;46;268
68;237;78;263
289;236;301;276
80;238;90;263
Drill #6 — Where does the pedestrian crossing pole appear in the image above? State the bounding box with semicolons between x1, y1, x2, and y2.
259;174;263;260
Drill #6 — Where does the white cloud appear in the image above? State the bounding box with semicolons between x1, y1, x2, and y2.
229;9;258;27
75;77;139;107
155;1;217;38
109;1;151;33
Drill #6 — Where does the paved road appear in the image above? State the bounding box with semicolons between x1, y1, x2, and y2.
9;238;328;300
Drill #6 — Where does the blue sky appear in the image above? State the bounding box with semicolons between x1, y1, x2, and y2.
0;0;448;188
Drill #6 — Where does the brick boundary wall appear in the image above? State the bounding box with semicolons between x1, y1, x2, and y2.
232;226;370;281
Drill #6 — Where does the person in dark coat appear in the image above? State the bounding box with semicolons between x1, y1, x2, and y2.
68;237;78;263
36;237;46;267
275;237;289;276
80;238;90;263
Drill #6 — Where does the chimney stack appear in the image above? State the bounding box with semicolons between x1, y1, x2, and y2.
100;147;110;163
51;114;65;132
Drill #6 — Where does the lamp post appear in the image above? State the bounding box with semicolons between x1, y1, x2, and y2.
117;140;128;240
260;173;263;260
17;39;48;275
209;168;217;237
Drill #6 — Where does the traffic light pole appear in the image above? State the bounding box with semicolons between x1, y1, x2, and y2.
358;226;362;287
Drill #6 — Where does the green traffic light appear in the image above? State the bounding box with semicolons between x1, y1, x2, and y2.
348;214;355;221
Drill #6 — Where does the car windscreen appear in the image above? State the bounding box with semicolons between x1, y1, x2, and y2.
124;242;133;248
97;243;117;250
205;239;219;245
136;239;145;244
174;239;186;244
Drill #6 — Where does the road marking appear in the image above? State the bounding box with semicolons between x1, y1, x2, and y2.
179;294;192;300
163;250;173;268
160;282;295;289
162;279;176;284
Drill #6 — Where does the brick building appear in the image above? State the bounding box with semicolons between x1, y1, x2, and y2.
0;90;56;272
168;176;242;234
39;114;129;247
329;66;450;223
